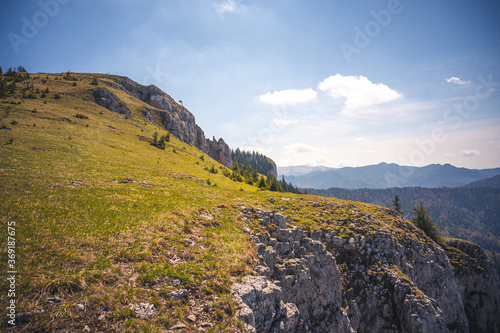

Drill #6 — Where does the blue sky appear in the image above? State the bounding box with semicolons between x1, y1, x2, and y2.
1;0;500;168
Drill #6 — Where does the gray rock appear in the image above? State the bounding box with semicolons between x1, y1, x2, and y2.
93;88;132;117
129;303;155;319
169;289;189;299
45;297;62;304
171;321;187;330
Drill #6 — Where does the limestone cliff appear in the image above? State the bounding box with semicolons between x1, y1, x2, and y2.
446;239;500;333
234;201;500;333
92;76;232;168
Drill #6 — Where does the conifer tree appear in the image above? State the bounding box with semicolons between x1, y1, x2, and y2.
158;135;166;149
257;175;267;188
411;201;445;247
392;195;404;215
268;174;282;192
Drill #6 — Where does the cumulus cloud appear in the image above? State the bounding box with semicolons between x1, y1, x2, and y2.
445;77;471;85
460;149;481;157
283;143;317;155
317;74;402;111
257;88;317;106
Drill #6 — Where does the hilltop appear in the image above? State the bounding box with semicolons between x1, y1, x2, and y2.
1;70;499;332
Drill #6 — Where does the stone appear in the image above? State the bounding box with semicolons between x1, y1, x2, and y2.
45;297;62;304
203;302;212;312
271;212;287;229
199;322;213;328
187;314;196;322
169;289;189;299
171;321;187;330
75;304;85;312
83;325;91;332
129;303;155;319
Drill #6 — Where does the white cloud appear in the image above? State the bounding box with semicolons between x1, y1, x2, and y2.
213;0;241;17
283;143;317;155
445;77;471;85
273;118;299;127
460;149;481;157
257;88;317;105
317;74;402;111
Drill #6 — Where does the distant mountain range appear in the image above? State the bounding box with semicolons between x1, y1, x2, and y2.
279;163;500;189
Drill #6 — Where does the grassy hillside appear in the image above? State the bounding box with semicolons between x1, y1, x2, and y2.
1;71;488;332
0;72;270;331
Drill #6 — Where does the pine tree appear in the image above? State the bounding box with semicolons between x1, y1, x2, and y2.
158;135;166;149
268;174;282;192
392;195;405;215
257;175;267;188
411;201;445;246
152;131;158;145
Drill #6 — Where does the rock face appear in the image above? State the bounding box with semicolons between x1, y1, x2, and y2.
235;204;500;333
446;239;500;333
93;88;132;118
93;77;232;168
234;207;353;333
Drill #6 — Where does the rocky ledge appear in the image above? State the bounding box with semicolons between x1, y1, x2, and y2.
233;205;500;333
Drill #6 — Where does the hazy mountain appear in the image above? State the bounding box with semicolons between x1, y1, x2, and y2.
278;165;333;176
282;162;500;189
466;174;500;188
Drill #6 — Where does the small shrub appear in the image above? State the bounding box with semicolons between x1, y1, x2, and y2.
6;138;14;145
10;120;18;125
53;93;61;100
72;82;77;86
75;113;88;119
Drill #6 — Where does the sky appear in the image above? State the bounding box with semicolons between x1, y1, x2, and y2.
1;0;500;169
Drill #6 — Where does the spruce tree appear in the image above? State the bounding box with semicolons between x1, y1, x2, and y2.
257;175;267;188
411;201;445;246
392;195;404;215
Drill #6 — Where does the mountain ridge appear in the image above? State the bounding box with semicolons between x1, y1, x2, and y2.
280;162;500;189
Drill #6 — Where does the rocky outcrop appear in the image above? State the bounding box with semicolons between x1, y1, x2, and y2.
93;88;132;118
234;207;354;333
93;77;232;168
446;239;500;333
117;77;232;168
235;204;500;333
